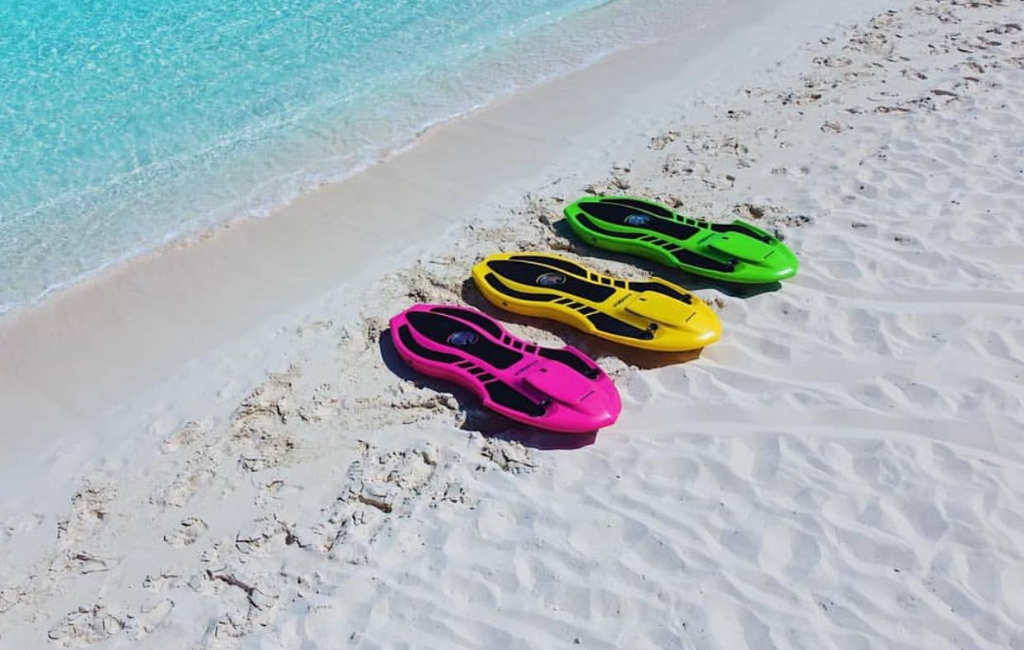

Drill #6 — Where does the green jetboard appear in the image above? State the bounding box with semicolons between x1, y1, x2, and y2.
564;196;799;284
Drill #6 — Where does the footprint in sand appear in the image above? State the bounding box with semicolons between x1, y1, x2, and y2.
163;517;208;548
57;484;115;545
66;551;121;576
47;605;126;648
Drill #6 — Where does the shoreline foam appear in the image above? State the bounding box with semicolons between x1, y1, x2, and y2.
0;0;722;315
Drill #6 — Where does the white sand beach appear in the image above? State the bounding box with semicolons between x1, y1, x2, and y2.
2;0;1023;647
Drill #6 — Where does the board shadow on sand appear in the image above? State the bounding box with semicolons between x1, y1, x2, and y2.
458;277;704;370
378;327;598;450
551;216;784;299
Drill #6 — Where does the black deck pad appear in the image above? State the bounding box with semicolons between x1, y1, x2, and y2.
483;273;559;303
587;312;654;340
670;248;737;272
397;325;461;364
406;310;522;370
629;281;693;304
579;200;700;241
403;309;611;418
537;348;599;379
485;381;547;417
431;306;504;339
598;197;676;219
507;254;590;277
486;259;615;304
576;211;737;273
573;213;643;240
709;221;774;243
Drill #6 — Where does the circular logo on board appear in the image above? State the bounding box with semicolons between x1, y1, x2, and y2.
625;213;652;226
447;331;478;346
536;272;566;287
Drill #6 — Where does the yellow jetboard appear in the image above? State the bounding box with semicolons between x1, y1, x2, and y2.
472;252;721;352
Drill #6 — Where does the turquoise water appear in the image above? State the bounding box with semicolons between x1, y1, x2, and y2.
0;0;629;311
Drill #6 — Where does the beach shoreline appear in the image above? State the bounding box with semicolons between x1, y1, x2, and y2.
2;0;1023;647
0;0;892;451
0;0;730;317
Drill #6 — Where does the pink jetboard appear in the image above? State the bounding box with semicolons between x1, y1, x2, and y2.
389;304;621;433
